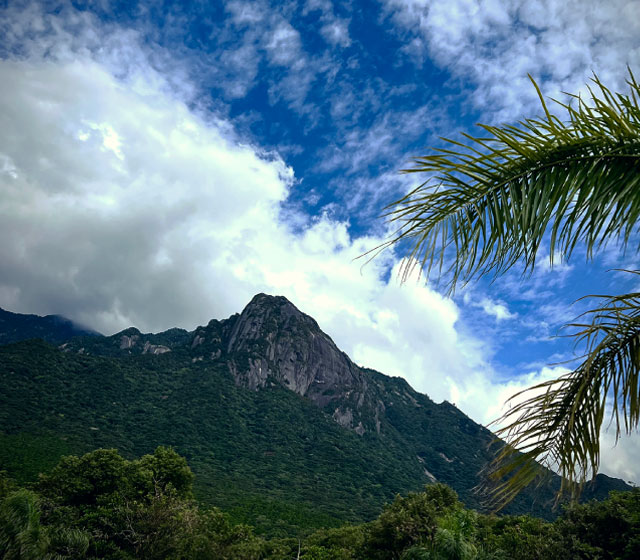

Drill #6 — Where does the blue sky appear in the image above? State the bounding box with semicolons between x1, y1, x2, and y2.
1;0;640;481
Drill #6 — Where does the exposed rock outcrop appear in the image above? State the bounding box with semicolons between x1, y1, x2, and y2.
226;294;377;433
142;341;170;355
227;295;362;392
120;334;139;349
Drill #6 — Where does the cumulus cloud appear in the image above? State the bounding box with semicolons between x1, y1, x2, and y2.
463;292;517;322
266;21;303;66
0;45;503;422
0;7;484;409
480;298;515;321
471;365;567;427
600;429;640;485
0;58;289;330
382;0;640;120
480;363;640;484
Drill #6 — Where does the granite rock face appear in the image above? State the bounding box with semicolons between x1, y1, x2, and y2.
225;294;375;431
59;326;186;357
49;293;414;436
227;295;360;392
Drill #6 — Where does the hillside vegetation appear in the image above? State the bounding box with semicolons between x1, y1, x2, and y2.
1;447;638;559
0;296;630;535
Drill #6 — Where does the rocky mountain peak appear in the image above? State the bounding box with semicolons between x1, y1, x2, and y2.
226;294;368;419
227;293;319;352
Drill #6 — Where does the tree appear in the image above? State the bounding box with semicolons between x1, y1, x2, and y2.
37;448;128;507
135;445;195;498
370;70;640;505
34;446;265;559
553;488;640;559
401;509;480;560
365;484;460;559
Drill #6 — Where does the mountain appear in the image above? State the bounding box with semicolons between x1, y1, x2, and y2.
0;306;100;345
0;294;631;534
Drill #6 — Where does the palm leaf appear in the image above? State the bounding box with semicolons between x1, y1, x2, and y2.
366;70;640;291
486;287;640;507
0;490;49;560
367;70;640;507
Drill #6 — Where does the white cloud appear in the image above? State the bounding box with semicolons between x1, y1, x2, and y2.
226;0;267;24
319;103;437;174
481;365;640;484
486;364;562;413
0;47;500;421
463;291;517;321
266;21;303;66
320;19;352;47
479;298;515;321
600;428;640;485
216;41;262;99
382;0;640;120
313;100;447;222
0;13;485;414
0;56;288;329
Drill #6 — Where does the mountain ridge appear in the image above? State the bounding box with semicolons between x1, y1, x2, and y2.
0;306;101;345
0;294;632;533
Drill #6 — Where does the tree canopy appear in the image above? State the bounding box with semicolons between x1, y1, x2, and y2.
3;449;640;559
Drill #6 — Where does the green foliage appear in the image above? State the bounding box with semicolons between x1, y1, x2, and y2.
492;284;640;506
33;447;267;559
377;70;640;287
365;484;460;559
1;338;566;534
553;489;640;559
431;509;479;560
38;448;129;506
0;309;630;533
0;448;638;559
45;527;90;560
0;339;413;533
134;445;195;499
0;434;71;484
0;307;98;346
476;514;561;560
0;471;17;500
304;525;366;559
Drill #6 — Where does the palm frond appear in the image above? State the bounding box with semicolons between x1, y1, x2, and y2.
0;490;49;559
370;70;640;291
487;287;640;508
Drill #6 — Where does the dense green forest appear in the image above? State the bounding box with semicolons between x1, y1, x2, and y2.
2;337;629;537
1;301;635;557
0;339;444;534
0;296;631;536
1;447;638;559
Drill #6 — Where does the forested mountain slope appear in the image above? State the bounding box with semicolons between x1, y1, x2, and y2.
0;294;630;534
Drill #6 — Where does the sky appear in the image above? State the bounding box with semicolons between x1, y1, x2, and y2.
1;0;640;482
